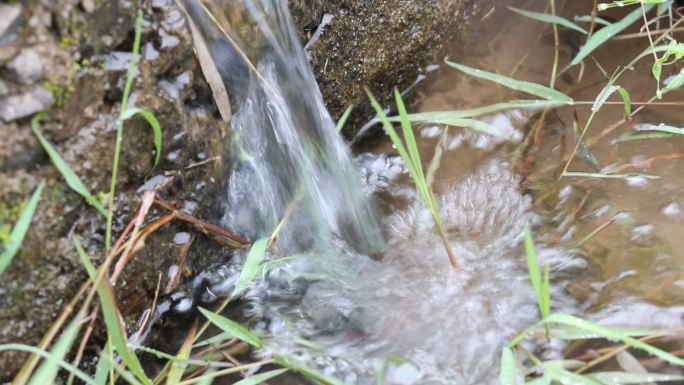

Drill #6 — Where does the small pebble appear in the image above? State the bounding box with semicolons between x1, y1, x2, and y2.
173;232;190;245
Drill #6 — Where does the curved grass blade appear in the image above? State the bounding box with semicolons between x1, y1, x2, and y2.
74;239;152;385
508;7;587;34
28;314;83;385
234;238;269;296
616;87;632;118
0;181;44;276
618;131;675;142
598;0;667;11
570;4;655;66
500;347;524;385
445;60;573;103
32;116;106;216
544;313;684;367
197;307;262;348
589;371;684;384
233;369;288;385
336;106;353;132
121;108;163;170
0;344;95;384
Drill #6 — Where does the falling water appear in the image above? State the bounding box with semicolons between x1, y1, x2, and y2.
170;1;684;384
184;0;382;254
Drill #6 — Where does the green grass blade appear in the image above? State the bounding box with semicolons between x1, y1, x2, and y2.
27;315;83;385
0;344;95;384
570;4;654;66
547;367;601;385
234;238;269;296
32;116;107;216
616;87;632;118
73;239;152;385
391;100;563;121
664;68;684;93
574;15;612;26
508;7;587;34
525;375;552;385
546;325;671;340
524;226;547;318
541;263;550;319
166;328;194;385
121;108;163;170
589;371;684;384
274;358;349;385
366;90;418;182
562;171;659;180
635;123;684;135
445;60;573;103
0;181;44;276
544;313;684;367
233;369;288;385
394;89;427;197
598;0;666;11
93;342;112;385
617;131;675;142
336;106;353;132
197;307;262;348
500;347;523;385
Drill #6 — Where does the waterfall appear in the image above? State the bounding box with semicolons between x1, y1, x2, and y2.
183;0;383;253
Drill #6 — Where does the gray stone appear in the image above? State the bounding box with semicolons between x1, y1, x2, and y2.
7;49;44;85
0;4;22;46
0;86;53;122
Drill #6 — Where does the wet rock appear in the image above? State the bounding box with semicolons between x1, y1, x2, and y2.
0;86;53;122
6;49;44;85
0;4;22;63
288;0;491;138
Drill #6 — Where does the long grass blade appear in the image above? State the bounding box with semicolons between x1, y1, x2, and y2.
121;108;163;170
445;60;573;103
570;4;655;66
27;315;83;385
543;313;684;367
562;171;659;179
500;347;524;385
524;226;549;319
390;100;563;122
274;358;349;385
234;238;269;296
0;344;94;384
32;116;106;216
0;181;44;276
233;369;288;385
508;7;587;34
336;106;353;132
197;307;262;348
74;239;152;385
166;323;196;385
589;371;684;384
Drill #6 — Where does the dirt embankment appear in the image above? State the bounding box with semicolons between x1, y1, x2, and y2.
0;0;488;378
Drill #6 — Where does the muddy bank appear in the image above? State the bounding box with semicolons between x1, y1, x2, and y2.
0;0;488;378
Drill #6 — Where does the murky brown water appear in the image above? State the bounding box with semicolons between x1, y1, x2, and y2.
371;0;684;310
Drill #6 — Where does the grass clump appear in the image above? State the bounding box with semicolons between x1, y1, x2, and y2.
368;88;460;270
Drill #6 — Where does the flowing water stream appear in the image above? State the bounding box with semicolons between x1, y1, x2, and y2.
164;1;684;384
